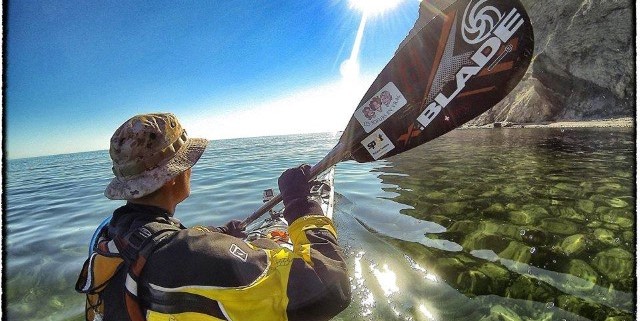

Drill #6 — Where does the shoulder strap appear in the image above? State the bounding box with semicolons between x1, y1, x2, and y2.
118;221;181;321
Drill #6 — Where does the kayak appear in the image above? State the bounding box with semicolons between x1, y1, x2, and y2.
245;167;335;248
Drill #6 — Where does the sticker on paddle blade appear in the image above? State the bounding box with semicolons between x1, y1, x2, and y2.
361;128;395;160
355;82;408;133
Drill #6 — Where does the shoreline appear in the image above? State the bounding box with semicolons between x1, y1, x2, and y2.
461;117;634;129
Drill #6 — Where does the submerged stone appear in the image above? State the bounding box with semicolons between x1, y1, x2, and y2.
508;211;536;225
424;191;447;200
477;262;511;292
441;202;467;215
554;182;578;193
48;296;64;309
502;185;520;197
594;228;617;246
557;295;607;321
522;204;550;217
567;259;599;287
483;203;506;216
604;316;634;321
428;215;453;228
478;304;523;321
554;207;585;221
592;248;634;283
614;217;634;229
462;232;509;252
499;241;532;264
480;190;501;198
505;275;554;303
436;257;468;281
607;197;629;208
596;183;623;193
540;218;578;235
577;199;595;214
560;234;588;256
448;220;478;234
456;270;491;295
506;203;519;211
586;220;602;228
519;228;550;246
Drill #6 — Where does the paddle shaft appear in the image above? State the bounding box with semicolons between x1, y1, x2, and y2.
240;142;349;229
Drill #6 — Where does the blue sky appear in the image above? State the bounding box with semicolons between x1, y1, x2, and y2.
6;1;420;159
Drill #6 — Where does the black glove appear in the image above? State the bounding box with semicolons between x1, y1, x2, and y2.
278;164;323;224
216;220;247;238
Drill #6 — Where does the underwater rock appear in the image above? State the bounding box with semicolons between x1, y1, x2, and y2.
557;295;608;321
604;315;634;321
553;207;585;221
481;221;522;239
478;304;523;321
519;228;550;246
483;203;507;216
586;220;603;228
508;211;536;225
499;241;532;264
448;220;478;234
540;218;578;235
462;232;510;252
596;183;623;193
436;257;469;282
566;259;599;287
505;203;519;211
440;202;468;215
424;191;448;200
554;182;578;193
591;248;633;283
48;296;64;309
603;223;621;231
456;270;491;295
599;209;634;229
428;215;453;228
480;189;501;198
590;194;611;205
577;199;595;214
559;234;588;256
505;275;555;304
522;204;550;217
502;185;521;198
606;197;629;208
477;262;511;293
593;228;617;246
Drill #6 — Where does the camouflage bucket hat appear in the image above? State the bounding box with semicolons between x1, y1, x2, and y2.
105;113;208;200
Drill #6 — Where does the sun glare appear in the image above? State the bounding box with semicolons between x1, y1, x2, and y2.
349;0;404;16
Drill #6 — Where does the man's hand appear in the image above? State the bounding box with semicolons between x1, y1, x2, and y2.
278;164;323;224
216;220;247;238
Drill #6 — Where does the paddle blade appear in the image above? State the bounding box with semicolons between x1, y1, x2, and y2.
341;0;534;163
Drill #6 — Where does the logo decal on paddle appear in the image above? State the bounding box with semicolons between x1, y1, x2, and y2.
416;0;525;131
361;128;395;160
355;82;407;133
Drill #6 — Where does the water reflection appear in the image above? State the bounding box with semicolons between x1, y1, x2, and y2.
364;128;634;320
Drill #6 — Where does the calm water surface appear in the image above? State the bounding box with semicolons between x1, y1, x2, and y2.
5;128;635;321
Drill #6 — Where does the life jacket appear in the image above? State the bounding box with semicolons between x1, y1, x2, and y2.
76;219;181;321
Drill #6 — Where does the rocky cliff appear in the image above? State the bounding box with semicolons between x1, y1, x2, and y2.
404;0;635;125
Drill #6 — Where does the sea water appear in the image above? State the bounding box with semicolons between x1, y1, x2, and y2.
5;129;635;321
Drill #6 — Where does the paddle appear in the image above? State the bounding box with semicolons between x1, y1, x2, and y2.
241;0;534;228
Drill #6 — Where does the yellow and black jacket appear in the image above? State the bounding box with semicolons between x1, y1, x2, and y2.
76;203;351;321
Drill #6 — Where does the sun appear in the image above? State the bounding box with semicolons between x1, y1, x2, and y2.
349;0;405;16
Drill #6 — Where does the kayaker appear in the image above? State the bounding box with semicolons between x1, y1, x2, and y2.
76;113;351;321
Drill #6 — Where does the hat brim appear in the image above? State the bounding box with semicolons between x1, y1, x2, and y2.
105;138;209;200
